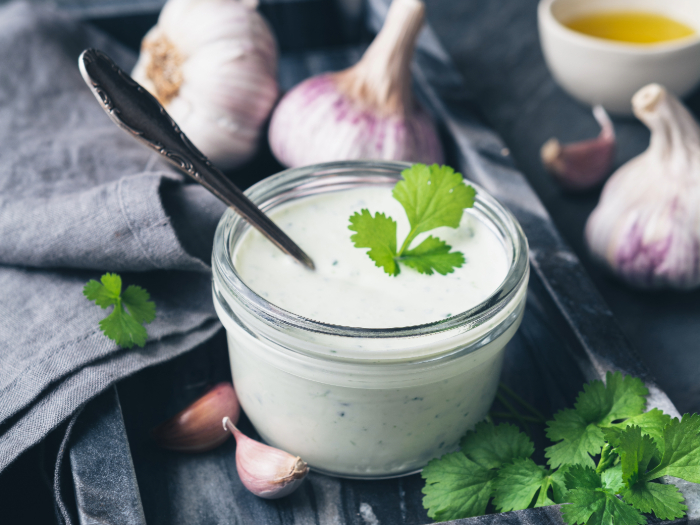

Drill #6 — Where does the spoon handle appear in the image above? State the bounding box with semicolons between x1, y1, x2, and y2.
78;48;315;271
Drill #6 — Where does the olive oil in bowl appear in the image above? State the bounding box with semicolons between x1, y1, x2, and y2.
565;11;696;45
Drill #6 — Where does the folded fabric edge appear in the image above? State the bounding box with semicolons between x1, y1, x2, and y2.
0;319;222;474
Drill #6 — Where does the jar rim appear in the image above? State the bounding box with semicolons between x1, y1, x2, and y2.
212;160;529;340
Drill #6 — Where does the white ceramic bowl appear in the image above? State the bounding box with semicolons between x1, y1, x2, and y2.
538;0;700;115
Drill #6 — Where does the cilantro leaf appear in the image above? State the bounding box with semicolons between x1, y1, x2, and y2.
349;210;399;276
493;458;559;511
348;164;474;276
550;466;570;504
422;451;495;521
546;413;604;468
460;421;534;469
608;409;671;454
565;464;603;491
603;425;689;521
392;163;476;236
562;465;646;525
423;422;536;520
563;487;646;525
614;426;658;486
100;303;149;348
582;372;648;425
601;465;625;494
646;414;700;483
84;273;155;349
84;272;121;307
400;236;465;275
621;482;687;520
122;285;156;324
546;372;648;468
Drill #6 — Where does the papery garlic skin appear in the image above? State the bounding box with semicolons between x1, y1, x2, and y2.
269;74;443;167
132;0;278;170
268;0;443;167
223;417;308;499
585;84;700;289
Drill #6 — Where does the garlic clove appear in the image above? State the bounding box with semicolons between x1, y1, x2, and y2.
541;105;616;191
132;0;279;170
223;417;309;499
585;83;700;289
268;0;443;168
152;382;240;452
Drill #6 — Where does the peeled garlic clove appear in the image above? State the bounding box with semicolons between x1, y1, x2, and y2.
223;417;308;499
541;105;616;191
585;84;700;289
152;382;240;452
132;0;279;170
268;0;444;168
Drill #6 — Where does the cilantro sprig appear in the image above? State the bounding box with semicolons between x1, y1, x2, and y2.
83;272;156;348
422;372;700;525
348;164;475;276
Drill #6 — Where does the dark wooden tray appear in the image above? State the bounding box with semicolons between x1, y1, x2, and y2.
65;1;699;524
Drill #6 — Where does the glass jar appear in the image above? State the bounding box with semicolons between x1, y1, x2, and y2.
212;161;529;478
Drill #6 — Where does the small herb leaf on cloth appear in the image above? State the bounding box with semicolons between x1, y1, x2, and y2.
349;164;475;276
84;272;156;348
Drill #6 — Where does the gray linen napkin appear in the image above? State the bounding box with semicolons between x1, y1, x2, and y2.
0;1;227;472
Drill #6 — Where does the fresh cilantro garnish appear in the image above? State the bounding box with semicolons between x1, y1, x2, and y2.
83;273;156;348
562;465;646;525
644;414;700;482
460;421;535;469
421;451;496;521
493;458;567;511
545;372;662;468
348;164;475;276
421;374;700;525
422;422;537;520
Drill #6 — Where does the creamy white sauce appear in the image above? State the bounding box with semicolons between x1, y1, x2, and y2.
233;186;509;328
216;182;529;476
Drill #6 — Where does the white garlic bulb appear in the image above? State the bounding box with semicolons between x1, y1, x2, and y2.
268;0;444;167
585;84;700;289
132;0;279;170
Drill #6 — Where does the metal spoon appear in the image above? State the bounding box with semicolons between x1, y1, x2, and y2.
78;48;315;271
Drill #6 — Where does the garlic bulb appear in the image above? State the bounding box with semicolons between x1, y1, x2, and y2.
585;84;700;289
132;0;279;170
223;417;309;499
268;0;443;167
541;105;616;192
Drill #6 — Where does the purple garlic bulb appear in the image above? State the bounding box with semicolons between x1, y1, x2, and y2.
585;84;700;289
268;0;443;168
